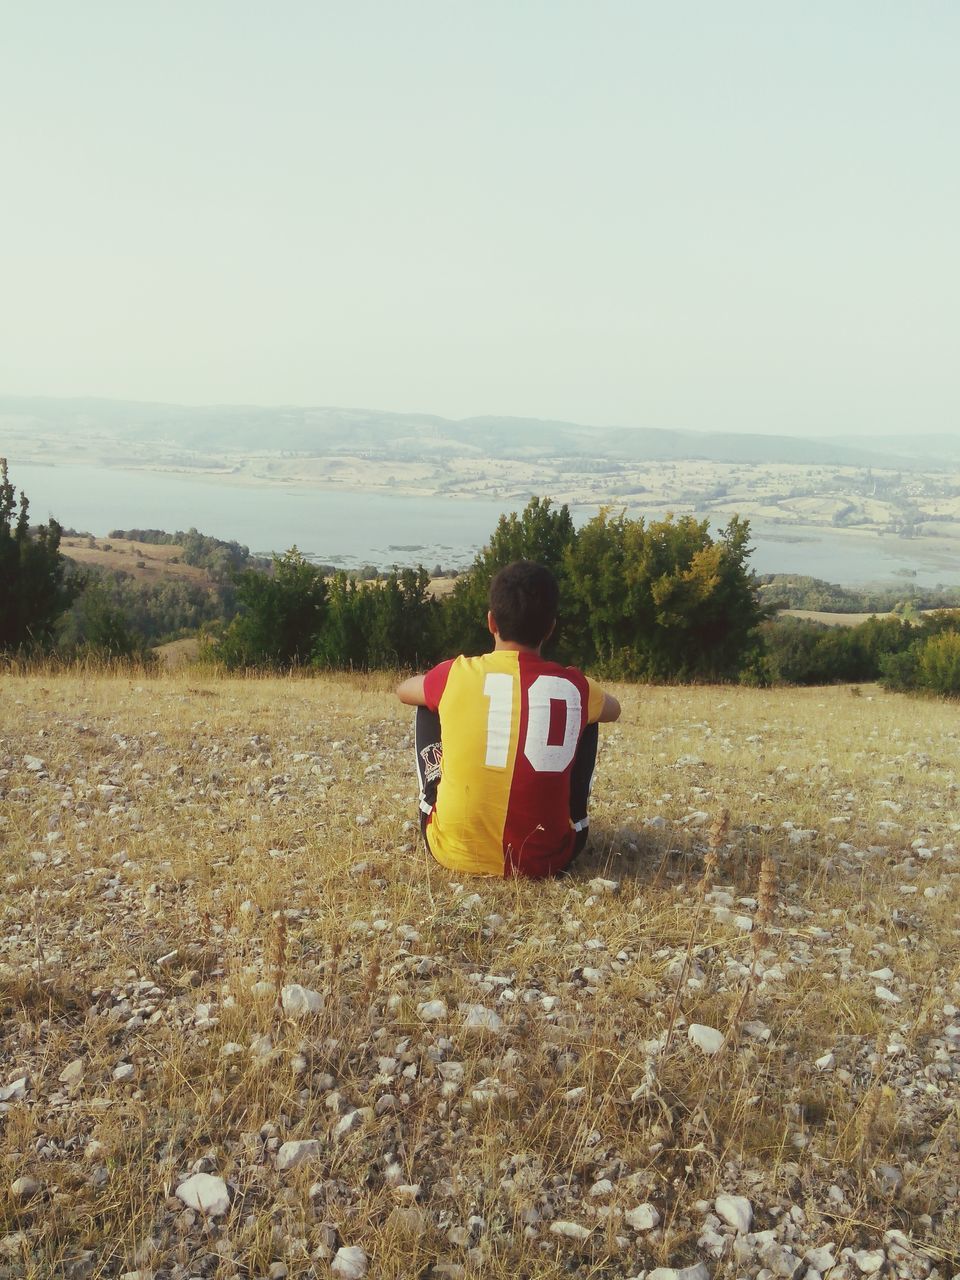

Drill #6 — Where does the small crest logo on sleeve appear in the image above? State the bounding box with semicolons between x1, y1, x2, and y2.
419;742;443;783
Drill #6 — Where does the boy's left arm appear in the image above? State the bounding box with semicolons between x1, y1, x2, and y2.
396;674;427;706
586;678;621;723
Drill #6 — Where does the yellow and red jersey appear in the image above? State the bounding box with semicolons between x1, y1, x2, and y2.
422;650;606;878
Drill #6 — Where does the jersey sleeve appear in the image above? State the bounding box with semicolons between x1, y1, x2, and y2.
585;677;607;724
423;658;456;712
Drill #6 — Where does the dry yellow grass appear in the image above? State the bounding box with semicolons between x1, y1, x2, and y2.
1;671;958;1279
60;539;211;586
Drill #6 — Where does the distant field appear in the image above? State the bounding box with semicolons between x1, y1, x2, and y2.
782;607;960;627
1;672;957;1277
60;536;211;585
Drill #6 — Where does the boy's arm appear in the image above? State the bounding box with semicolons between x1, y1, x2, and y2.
396;674;428;706
586;678;621;724
597;692;621;723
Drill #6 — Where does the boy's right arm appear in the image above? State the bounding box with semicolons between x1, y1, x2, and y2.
597;692;621;723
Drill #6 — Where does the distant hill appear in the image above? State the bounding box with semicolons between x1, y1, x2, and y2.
1;394;952;471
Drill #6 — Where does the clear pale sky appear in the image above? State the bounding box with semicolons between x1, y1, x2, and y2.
2;2;957;435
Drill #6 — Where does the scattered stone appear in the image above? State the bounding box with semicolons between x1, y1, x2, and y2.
280;984;324;1017
460;1004;505;1037
10;1176;40;1202
0;1077;28;1103
873;1163;903;1195
804;1245;836;1272
59;1058;85;1086
175;1172;231;1217
23;756;45;772
851;1249;885;1274
549;1221;592;1241
276;1139;322;1171
625;1203;661;1231
113;1062;135;1082
874;986;902;1005
417;999;448;1022
715;1193;752;1233
688;1024;725;1055
648;1265;710;1280
334;1109;361;1140
761;1243;802;1278
331;1245;368;1278
815;1052;835;1071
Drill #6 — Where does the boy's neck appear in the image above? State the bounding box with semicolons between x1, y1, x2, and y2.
492;637;542;656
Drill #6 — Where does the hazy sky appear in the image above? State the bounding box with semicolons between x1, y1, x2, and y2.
2;2;957;435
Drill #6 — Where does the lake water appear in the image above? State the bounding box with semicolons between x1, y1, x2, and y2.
9;461;960;588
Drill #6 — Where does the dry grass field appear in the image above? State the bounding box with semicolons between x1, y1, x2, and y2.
59;540;211;587
1;672;958;1280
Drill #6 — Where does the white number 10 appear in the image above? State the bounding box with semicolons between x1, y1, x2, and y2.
483;673;581;774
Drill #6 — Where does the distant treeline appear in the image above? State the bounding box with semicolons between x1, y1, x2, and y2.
757;572;960;614
107;527;267;578
3;457;959;694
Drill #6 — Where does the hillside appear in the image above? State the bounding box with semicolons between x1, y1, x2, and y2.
59;537;213;586
1;673;958;1278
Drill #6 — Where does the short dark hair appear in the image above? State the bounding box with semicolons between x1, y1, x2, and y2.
488;561;559;648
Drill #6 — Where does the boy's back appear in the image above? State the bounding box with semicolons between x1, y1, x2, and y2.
397;559;620;878
422;649;606;877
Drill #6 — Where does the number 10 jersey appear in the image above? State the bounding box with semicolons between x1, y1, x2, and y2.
422;650;606;877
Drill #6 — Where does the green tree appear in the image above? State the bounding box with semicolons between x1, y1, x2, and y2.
562;511;764;680
0;458;78;652
59;581;145;658
443;497;577;657
215;548;326;668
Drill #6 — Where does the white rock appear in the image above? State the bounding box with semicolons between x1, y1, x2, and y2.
715;1193;753;1233
588;878;620;895
804;1245;836;1272
23;756;45;772
0;1077;28;1103
874;986;902;1005
648;1265;710;1280
589;1178;614;1197
276;1139;322;1171
280;984;324;1017
688;1024;725;1055
175;1172;230;1217
852;1249;885;1273
549;1221;592;1241
10;1176;40;1202
417;999;448;1022
461;1004;505;1037
331;1245;368;1278
815;1052;835;1071
113;1062;135;1082
59;1058;85;1085
334;1109;361;1140
869;967;895;982
625;1203;661;1231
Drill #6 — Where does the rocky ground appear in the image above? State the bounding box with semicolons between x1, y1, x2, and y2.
1;672;958;1279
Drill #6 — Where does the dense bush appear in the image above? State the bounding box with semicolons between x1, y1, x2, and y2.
58;567;224;649
757;610;960;692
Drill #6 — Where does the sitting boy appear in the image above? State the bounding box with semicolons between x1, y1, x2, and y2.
396;560;621;878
